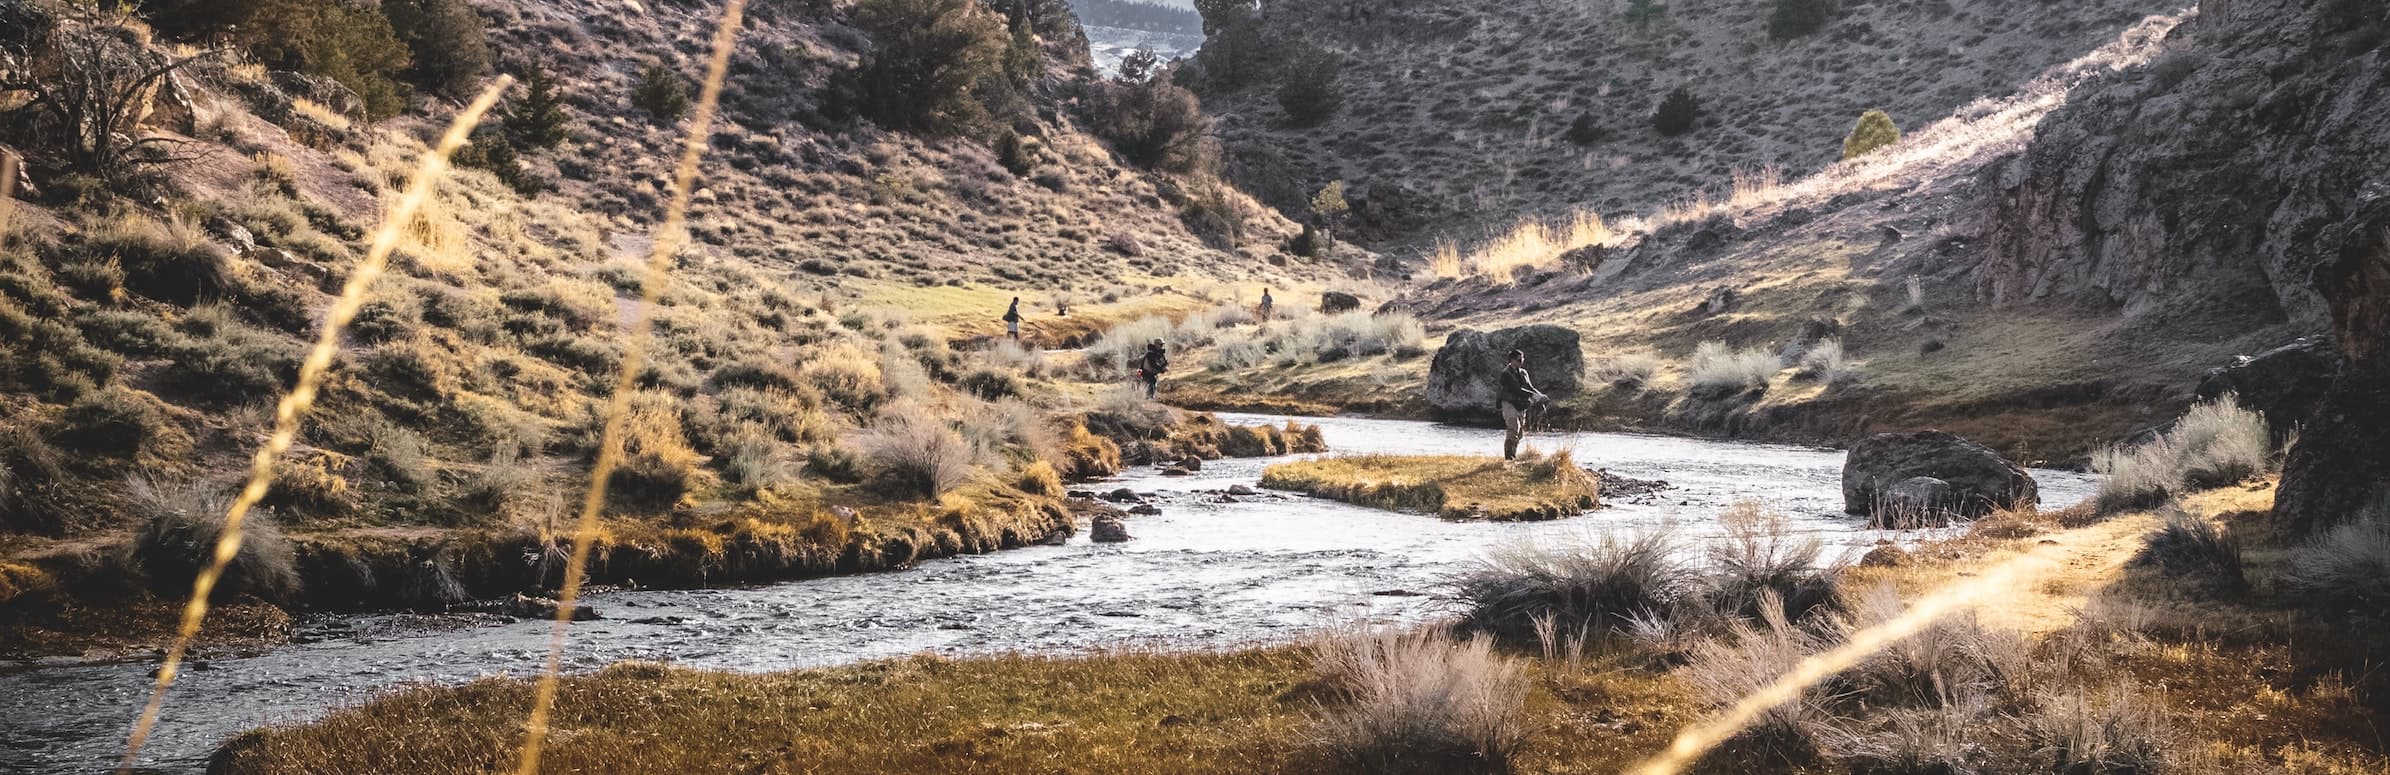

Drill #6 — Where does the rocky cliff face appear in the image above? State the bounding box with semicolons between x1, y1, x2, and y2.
1982;0;2390;342
1985;0;2390;532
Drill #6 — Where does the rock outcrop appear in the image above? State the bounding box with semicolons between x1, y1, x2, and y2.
1843;431;2038;520
1090;515;1131;543
1319;291;1362;314
1982;0;2388;343
1424;325;1583;418
2195;336;2341;437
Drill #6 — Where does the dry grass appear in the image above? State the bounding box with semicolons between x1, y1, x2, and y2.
1307;626;1530;775
2092;395;2273;513
1259;452;1599;521
1445;209;1612;282
1685;342;1780;394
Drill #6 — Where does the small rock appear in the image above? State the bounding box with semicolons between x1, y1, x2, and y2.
1227;484;1257;496
1102;488;1139;503
1067;490;1097;499
1128;504;1162;516
1160;466;1194;477
1177;457;1203;472
1091;515;1131;543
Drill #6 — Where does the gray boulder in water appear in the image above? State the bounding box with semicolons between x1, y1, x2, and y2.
1875;476;1957;529
1090;515;1131;543
1843;431;2036;521
1425;325;1583;419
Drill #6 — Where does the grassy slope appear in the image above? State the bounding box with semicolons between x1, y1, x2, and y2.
1201;0;2180;247
0;0;1365;652
1173;9;2282;464
216;483;2389;774
1260;453;1600;521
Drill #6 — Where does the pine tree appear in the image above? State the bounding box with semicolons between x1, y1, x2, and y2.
511;66;571;149
632;61;690;122
1653;87;1699;137
1842;109;1900;160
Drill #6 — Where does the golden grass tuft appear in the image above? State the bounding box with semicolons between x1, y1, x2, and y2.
1451;208;1613;282
1260;452;1599;521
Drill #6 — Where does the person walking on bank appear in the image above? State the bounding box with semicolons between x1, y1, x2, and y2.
1003;297;1023;341
1258;288;1275;320
1139;338;1169;400
1498;349;1548;460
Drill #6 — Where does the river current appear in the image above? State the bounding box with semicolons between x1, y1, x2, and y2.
0;414;2094;772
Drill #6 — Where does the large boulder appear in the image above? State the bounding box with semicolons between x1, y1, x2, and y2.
1319;291;1362;314
2275;346;2389;537
1842;431;2037;520
1090;515;1131;542
2195;336;2340;438
1424;325;1584;418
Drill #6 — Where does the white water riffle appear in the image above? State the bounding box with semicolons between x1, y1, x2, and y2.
0;414;2093;772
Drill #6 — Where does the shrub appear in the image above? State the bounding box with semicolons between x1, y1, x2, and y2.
1705;500;1841;622
1276;52;1342;125
1565;111;1604;145
1687;341;1780;394
239;0;415;118
85;216;230;306
1792;338;1857;385
850;0;1007;133
610;403;701;510
126;476;300;604
2131;510;2245;597
801;345;887;414
1842;109;1900;160
1062;423;1122;479
1768;0;1835;40
1086;77;1217;173
856;414;975;499
1015;460;1062;496
1591;352;1660;388
716;425;798;493
1681;596;1832;759
632;61;691;121
805;443;866;483
509;65;573;149
383;0;491;99
2025;684;2172;773
1309;627;1530;775
1455;529;1687;642
958;368;1021;400
2287;511;2390;617
1653;87;1700;136
1207;331;1268;371
1288;223;1322;257
1084;383;1179;439
49;387;172;459
2091;395;2272;512
368;425;436;494
56;258;124;300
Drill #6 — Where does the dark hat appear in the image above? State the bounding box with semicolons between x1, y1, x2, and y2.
1506;349;1526;360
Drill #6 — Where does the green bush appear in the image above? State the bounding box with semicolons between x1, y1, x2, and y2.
1288;223;1322;257
383;0;491;100
1653;87;1699;137
1566;112;1604;145
632;61;690;122
510;65;572;149
1086;77;1216;173
1842;109;1899;160
1767;0;1834;40
850;0;1008;133
1276;53;1342;126
239;0;415;119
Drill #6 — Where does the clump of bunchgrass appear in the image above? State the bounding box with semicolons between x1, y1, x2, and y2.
2092;395;2272;513
1309;625;1530;775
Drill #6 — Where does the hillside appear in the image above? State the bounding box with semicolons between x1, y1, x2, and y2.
1184;0;2183;249
0;0;1351;645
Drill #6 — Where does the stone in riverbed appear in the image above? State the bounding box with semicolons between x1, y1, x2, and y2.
1227;484;1256;496
1842;431;2036;521
1425;325;1584;419
1876;476;1957;529
1128;504;1162;516
1090;515;1131;543
1102;488;1139;502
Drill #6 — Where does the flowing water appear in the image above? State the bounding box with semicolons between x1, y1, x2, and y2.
0;415;2094;773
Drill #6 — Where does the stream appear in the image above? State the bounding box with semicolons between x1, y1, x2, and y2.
0;414;2095;773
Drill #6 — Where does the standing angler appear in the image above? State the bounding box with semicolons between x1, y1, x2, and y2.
1498;349;1548;460
1139;338;1169;400
1258;288;1275;320
1003;297;1023;341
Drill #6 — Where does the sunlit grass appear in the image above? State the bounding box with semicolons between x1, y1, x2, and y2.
1260;452;1599;521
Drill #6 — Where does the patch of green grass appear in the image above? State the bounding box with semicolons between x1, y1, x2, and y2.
1261;453;1599;521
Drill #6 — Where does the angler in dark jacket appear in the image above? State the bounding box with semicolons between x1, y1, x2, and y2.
1139;339;1168;399
1497;349;1547;460
1003;297;1023;341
